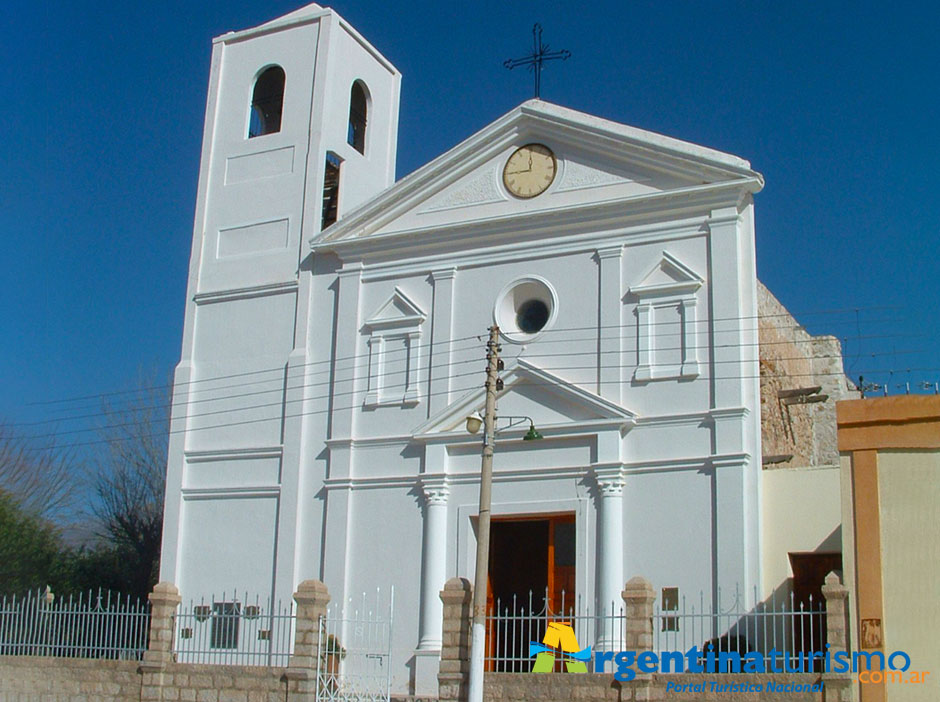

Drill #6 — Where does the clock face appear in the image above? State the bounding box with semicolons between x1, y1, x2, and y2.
502;143;556;198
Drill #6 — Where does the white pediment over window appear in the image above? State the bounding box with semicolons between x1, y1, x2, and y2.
628;252;704;383
412;358;636;438
363;288;427;407
364;287;427;330
629;251;704;297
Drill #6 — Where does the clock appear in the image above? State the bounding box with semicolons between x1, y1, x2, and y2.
502;143;556;198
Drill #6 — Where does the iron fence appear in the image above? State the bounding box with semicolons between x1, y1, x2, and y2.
653;586;828;672
485;586;829;673
173;591;295;666
0;588;150;659
485;589;624;672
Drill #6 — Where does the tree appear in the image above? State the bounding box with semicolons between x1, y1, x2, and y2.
92;378;169;601
0;491;65;593
0;423;76;521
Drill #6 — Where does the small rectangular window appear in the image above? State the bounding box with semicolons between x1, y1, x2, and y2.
322;152;342;230
210;602;240;649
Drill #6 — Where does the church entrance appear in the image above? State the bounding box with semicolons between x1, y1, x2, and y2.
485;513;576;671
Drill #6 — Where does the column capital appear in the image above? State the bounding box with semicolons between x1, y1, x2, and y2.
431;267;457;282
595;245;624;260
420;482;450;506
594;467;624;496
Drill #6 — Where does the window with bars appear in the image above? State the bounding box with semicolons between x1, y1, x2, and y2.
210;602;241;649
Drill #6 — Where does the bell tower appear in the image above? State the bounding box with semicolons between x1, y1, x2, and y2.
160;5;400;600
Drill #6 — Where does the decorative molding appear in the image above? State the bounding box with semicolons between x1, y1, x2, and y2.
555;160;638;192
412;357;636;438
631;251;704;383
419;483;450;506
430;267;457;282
355;219;707;283
363;288;426;408
363;287;427;330
184;446;283;463
181;486;281;499
417;167;505;214
629;251;704;298
193;280;297;305
595;474;625;496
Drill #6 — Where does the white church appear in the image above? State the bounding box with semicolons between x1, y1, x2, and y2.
160;4;848;695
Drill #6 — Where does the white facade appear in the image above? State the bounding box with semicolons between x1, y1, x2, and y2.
161;5;768;694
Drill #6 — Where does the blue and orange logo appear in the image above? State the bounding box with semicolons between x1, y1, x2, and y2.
529;622;592;673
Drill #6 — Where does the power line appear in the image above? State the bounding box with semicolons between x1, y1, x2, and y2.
19;304;902;411
10;328;923;437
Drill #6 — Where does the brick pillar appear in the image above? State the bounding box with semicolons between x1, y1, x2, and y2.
438;577;472;702
622;576;655;652
287;579;331;680
140;582;181;671
287;580;330;680
822;571;855;702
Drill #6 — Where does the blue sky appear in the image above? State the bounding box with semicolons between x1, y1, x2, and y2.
3;0;939;439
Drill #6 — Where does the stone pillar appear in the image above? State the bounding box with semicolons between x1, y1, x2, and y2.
140;582;181;671
622;577;656;701
596;474;624;651
438;577;472;702
822;572;855;702
287;579;331;678
415;484;449;696
622;577;655;653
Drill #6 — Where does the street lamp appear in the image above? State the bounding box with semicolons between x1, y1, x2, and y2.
464;413;542;441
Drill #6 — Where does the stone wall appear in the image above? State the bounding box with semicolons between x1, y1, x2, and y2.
0;657;304;702
758;281;859;469
485;672;836;702
0;657;140;702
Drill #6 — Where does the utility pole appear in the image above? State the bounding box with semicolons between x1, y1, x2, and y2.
467;325;500;702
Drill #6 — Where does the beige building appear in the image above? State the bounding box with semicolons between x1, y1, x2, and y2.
838;395;940;702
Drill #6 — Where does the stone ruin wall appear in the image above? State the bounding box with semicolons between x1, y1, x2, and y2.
757;281;859;469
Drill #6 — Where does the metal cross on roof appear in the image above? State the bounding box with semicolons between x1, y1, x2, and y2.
504;23;571;99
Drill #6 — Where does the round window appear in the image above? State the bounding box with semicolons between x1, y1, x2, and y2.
494;276;558;342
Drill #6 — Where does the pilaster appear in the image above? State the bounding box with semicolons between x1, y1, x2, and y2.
429;268;457;415
596;246;623;402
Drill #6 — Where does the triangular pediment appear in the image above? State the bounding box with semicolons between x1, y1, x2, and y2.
629;251;704;297
312;100;763;254
364;287;426;330
412;359;636;439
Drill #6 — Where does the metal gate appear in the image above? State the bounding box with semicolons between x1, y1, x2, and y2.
316;588;393;702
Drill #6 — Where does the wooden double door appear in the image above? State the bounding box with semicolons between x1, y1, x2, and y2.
485;514;576;670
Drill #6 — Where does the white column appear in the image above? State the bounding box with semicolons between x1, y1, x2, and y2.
415;483;449;697
417;484;449;650
595;473;624;651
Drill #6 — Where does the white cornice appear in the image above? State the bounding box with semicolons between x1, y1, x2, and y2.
316;452;751;491
316;180;755;264
193;280;297;306
184;446;283;462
